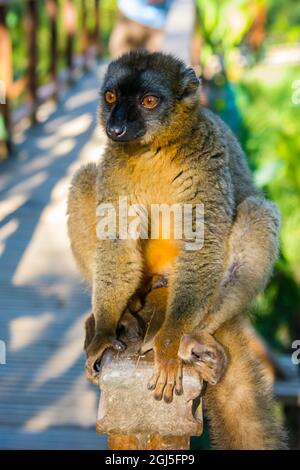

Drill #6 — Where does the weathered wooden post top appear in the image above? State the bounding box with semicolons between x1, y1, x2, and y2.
95;300;204;451
96;346;203;450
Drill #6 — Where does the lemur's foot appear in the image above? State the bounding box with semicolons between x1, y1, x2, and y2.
178;332;227;385
128;296;144;314
141;331;183;404
119;310;144;342
85;333;126;383
84;313;95;351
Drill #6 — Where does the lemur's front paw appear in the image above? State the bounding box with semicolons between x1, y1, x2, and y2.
141;333;183;403
85;333;126;383
178;332;227;385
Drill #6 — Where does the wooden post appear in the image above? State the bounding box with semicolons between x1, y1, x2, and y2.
27;0;38;123
107;434;191;451
96;346;203;450
46;0;58;87
0;1;12;157
93;0;102;57
65;0;76;82
81;0;88;50
95;287;203;450
81;0;89;67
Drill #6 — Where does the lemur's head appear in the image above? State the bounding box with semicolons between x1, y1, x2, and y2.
99;51;200;145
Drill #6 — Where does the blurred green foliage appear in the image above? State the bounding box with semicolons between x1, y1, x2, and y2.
196;0;300;351
266;0;300;45
196;0;257;70
236;66;300;350
196;0;300;68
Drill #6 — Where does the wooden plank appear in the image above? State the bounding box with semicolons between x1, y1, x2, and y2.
275;354;300;380
0;426;106;450
274;381;300;406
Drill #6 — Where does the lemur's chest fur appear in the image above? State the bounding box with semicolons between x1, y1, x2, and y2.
117;146;196;205
111;147;199;277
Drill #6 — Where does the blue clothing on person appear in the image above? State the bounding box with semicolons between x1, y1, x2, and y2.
118;0;174;30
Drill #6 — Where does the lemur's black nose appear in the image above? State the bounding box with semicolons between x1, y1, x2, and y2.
107;125;126;139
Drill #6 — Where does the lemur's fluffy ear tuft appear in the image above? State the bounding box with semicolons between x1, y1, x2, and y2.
179;66;200;98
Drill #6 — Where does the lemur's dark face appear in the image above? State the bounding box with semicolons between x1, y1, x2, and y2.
100;51;199;144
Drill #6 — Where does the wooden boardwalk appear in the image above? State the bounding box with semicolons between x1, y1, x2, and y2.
0;65;107;449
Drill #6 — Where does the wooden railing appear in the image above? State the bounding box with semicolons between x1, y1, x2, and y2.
0;0;103;158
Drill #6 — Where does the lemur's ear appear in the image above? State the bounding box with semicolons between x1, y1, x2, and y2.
179;66;200;99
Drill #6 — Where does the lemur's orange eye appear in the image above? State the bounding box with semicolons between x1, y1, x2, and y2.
141;95;159;109
105;90;117;104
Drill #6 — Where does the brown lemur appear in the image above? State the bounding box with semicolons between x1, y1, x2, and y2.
67;51;286;449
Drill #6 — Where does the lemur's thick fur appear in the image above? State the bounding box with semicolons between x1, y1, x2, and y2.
68;161;286;449
67;51;286;449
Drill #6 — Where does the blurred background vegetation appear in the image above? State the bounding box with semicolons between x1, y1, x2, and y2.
194;0;300;352
192;0;300;448
7;0;116;86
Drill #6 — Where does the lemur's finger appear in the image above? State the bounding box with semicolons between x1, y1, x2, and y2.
148;369;160;390
175;362;183;395
153;369;167;401
164;368;176;403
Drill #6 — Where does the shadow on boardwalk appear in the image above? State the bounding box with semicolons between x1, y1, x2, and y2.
0;64;107;449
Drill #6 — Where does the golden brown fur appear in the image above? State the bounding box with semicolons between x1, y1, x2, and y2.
68;159;286;449
67;51;285;448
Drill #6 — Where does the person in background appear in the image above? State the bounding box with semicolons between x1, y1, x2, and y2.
109;0;174;57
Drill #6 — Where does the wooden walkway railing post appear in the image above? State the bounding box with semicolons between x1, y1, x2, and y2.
65;0;76;82
94;0;102;57
46;0;58;87
81;0;88;63
96;346;203;450
0;0;103;157
0;2;12;157
27;0;38;123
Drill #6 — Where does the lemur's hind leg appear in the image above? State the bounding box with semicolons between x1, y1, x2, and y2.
84;311;138;383
178;197;285;449
201;196;280;334
118;309;145;342
178;196;280;362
